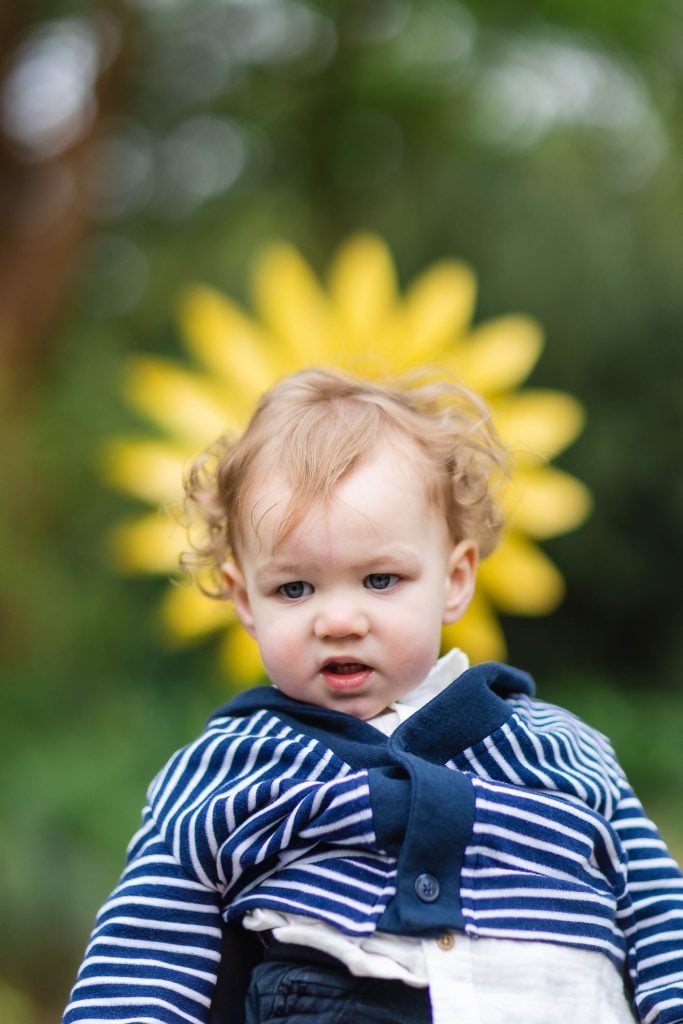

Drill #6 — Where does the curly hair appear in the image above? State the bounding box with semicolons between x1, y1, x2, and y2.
181;367;509;598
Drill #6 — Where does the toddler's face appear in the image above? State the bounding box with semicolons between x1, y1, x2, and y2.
225;441;477;720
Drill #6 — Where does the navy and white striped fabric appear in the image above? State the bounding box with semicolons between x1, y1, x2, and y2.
63;663;683;1024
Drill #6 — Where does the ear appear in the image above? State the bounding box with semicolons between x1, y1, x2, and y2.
442;540;478;625
221;561;256;636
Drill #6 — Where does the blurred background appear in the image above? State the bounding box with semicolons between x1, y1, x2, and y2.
0;1;681;1019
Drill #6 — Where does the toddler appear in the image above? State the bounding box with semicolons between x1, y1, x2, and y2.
63;368;683;1024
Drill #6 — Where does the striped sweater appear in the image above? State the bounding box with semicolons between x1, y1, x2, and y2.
63;662;683;1024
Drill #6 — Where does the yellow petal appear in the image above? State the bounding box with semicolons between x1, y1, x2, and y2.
504;467;593;539
101;439;188;504
252;243;340;365
399;260;476;365
441;588;507;664
442;315;543;395
328;233;397;354
178;285;286;413
478;533;565;615
124;356;238;442
160;583;235;644
491;390;586;462
105;512;183;573
218;625;265;686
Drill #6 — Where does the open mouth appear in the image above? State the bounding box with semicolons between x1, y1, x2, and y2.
321;660;373;690
324;661;369;675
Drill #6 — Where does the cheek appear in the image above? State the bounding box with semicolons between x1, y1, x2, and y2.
252;610;306;669
383;605;443;656
384;589;446;651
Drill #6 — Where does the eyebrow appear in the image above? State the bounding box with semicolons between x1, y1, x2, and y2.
253;547;419;585
254;563;303;586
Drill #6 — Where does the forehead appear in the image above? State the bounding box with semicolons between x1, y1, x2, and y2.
239;437;442;557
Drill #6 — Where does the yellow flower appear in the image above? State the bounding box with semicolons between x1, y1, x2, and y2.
103;233;591;684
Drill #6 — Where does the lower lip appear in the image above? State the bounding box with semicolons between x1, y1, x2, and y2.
322;668;373;692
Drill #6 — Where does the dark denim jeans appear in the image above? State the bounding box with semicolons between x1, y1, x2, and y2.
245;958;432;1024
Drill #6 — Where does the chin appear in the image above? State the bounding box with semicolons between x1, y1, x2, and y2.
331;698;383;721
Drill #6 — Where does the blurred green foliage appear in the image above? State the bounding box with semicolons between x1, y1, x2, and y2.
0;1;681;1019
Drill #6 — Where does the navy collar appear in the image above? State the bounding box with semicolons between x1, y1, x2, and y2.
209;662;534;770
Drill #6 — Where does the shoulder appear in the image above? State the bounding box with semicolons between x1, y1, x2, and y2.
453;660;620;773
464;688;625;815
139;704;353;882
146;704;347;822
508;691;614;747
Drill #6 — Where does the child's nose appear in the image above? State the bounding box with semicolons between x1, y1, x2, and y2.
313;603;369;640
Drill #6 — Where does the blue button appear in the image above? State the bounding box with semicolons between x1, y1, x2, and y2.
414;873;440;902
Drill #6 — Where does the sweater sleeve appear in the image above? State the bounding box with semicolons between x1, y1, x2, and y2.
62;811;224;1024
148;716;384;902
612;780;683;1024
62;713;395;1023
454;699;683;1023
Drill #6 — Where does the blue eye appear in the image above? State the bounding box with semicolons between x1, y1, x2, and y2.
364;573;399;591
278;581;313;599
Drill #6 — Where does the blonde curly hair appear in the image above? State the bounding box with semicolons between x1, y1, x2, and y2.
181;367;508;598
